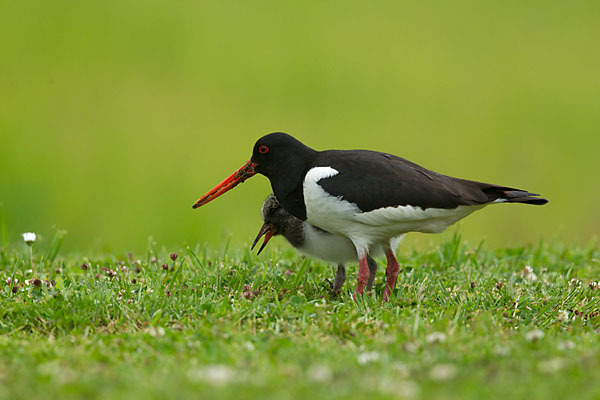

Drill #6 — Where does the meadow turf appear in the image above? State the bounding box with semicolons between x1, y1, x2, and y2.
0;234;599;400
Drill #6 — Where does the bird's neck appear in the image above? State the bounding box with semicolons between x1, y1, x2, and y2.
267;148;317;221
272;178;307;221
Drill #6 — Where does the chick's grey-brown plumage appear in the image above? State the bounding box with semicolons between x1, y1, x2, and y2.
257;194;380;292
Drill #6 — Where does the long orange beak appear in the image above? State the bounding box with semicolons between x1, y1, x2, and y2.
251;223;275;255
192;160;258;209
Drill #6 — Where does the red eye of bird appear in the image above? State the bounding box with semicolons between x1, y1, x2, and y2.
258;145;269;154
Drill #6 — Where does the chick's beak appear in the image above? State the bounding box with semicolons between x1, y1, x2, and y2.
251;223;275;255
192;160;257;209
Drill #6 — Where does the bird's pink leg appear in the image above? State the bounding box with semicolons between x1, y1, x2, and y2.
355;255;371;296
383;248;400;302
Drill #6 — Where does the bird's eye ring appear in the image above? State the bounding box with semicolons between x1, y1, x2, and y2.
258;145;269;154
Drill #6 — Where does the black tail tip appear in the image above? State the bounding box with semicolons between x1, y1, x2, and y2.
507;196;549;205
527;198;549;205
498;189;548;206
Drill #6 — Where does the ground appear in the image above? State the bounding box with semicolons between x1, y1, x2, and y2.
0;233;599;400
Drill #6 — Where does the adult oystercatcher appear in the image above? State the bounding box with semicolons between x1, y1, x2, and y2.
252;194;404;293
193;132;548;301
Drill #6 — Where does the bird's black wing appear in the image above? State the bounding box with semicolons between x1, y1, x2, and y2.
315;150;546;212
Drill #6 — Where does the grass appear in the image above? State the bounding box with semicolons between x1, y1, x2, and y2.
0;233;599;400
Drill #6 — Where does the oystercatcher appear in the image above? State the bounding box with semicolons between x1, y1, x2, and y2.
252;194;404;293
193;132;548;301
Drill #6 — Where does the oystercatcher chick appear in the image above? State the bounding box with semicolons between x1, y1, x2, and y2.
193;132;548;301
252;194;404;293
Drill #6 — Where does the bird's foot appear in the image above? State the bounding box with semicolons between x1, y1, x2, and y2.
351;289;374;303
383;287;392;302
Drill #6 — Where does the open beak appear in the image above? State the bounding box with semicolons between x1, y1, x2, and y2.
251;223;275;255
192;160;257;209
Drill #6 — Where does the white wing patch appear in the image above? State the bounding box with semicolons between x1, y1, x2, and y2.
304;166;339;183
302;166;366;251
303;167;360;226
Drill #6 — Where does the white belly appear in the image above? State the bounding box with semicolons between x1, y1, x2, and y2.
296;223;402;263
297;224;359;264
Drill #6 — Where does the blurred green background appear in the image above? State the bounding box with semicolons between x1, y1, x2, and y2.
1;1;598;252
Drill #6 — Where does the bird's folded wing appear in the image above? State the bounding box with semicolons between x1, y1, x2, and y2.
315;150;492;212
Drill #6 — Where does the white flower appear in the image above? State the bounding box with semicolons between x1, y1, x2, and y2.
403;341;419;353
493;345;511;356
557;341;575;351
391;362;410;378
22;232;36;246
307;365;333;382
538;358;565;374
569;278;582;287
378;379;419;397
426;332;447;344
557;310;569;323
429;364;457;381
357;351;380;365
525;329;544;342
146;326;165;337
522;266;537;282
187;365;236;385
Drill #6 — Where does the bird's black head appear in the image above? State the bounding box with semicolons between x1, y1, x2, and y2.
251;132;316;178
193;132;315;220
